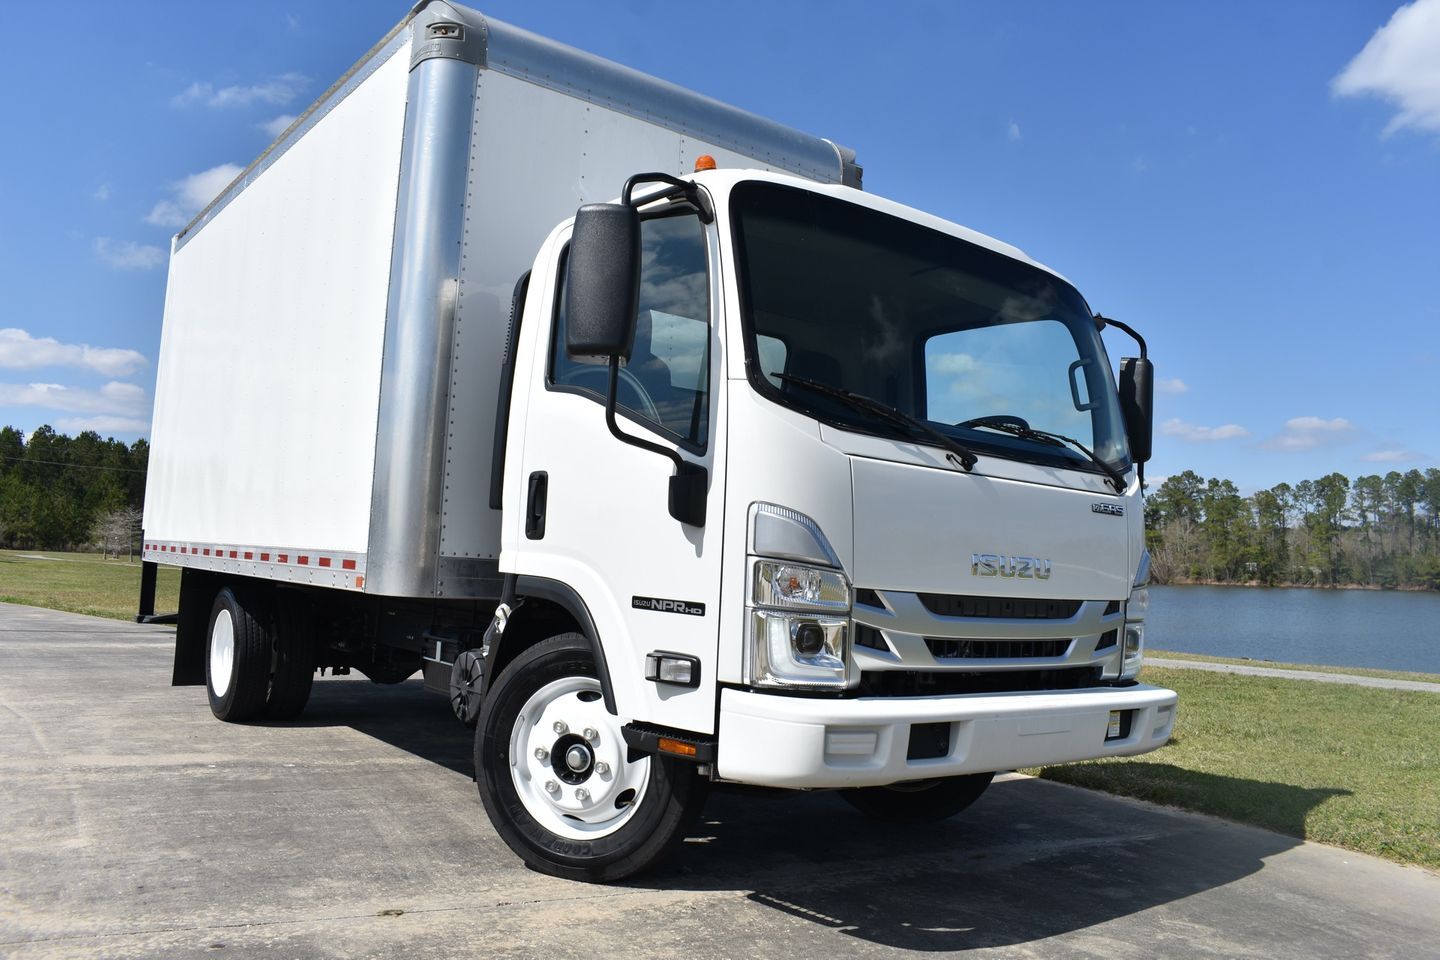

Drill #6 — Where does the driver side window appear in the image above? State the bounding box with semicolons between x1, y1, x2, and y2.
549;212;711;448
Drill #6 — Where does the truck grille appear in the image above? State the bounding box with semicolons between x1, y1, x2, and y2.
917;594;1082;620
851;589;1124;695
924;637;1071;660
859;666;1103;697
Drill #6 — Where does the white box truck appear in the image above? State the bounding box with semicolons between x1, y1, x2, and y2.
142;0;1178;881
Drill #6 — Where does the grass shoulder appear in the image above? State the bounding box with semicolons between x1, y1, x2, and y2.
1031;665;1440;870
1149;647;1440;685
0;549;180;621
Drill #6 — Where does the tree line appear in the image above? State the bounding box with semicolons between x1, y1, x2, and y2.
1146;469;1440;590
0;425;149;556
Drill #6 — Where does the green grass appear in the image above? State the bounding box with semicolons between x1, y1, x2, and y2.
1149;648;1440;685
1033;666;1440;869
0;549;180;621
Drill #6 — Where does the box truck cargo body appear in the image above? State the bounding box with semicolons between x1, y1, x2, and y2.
143;0;1176;881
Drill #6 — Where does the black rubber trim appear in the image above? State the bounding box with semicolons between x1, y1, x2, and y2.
514;575;617;714
622;722;717;764
489;271;530;511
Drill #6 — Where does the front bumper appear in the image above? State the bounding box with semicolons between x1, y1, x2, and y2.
716;684;1177;788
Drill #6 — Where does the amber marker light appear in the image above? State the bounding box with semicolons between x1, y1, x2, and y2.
694;154;717;171
658;737;699;758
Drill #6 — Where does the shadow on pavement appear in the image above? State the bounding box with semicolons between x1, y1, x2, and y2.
280;677;1347;952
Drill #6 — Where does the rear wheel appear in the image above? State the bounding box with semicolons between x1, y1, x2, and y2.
206;587;271;722
475;633;708;882
838;773;995;823
265;596;315;720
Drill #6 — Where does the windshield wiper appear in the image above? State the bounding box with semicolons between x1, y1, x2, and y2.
775;374;978;471
965;419;1127;492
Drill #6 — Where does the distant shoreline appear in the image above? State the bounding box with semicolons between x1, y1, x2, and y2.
1152;579;1435;594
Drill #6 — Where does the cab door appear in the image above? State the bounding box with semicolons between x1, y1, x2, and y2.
514;207;726;734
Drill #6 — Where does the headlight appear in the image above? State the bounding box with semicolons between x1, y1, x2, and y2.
1120;552;1150;680
745;509;855;690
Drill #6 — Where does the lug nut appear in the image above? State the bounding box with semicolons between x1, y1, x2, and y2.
552;720;568;735
575;788;590;802
594;761;610;776
534;747;549;762
544;780;558;794
582;727;599;742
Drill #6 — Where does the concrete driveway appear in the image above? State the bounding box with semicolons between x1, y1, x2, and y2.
2;601;1436;959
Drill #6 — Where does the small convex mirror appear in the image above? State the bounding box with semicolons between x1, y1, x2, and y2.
564;203;641;360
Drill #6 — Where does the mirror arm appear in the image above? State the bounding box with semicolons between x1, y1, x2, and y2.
621;172;714;223
1094;313;1146;359
603;358;707;526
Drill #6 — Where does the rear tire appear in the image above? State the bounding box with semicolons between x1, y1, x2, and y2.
839;773;995;823
475;633;708;882
206;587;271;722
265;595;315;720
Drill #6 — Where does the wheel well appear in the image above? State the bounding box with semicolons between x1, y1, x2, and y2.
491;598;582;679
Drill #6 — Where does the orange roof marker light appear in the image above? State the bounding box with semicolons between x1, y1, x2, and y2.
693;154;717;172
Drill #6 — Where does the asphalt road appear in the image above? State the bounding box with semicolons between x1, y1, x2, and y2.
2;601;1437;959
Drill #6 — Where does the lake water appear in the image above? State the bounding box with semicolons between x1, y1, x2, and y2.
1148;585;1440;674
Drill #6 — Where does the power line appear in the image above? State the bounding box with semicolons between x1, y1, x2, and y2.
0;454;146;474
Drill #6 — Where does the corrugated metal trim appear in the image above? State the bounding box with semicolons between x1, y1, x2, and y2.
173;20;414;252
144;540;367;592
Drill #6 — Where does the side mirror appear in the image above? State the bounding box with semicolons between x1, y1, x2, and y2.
564;203;640;360
1118;357;1153;464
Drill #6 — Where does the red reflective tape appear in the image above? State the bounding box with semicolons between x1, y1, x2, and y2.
298;555;310;565
244;552;253;560
355;575;365;589
260;552;270;561
341;559;356;571
277;554;288;563
318;557;331;568
203;549;211;556
229;550;237;558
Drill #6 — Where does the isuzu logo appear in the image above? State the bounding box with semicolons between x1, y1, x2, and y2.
971;554;1052;580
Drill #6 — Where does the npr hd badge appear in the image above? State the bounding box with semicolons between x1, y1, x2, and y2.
632;596;706;616
1091;503;1125;516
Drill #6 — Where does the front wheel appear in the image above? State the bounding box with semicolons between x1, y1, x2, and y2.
838;772;995;823
475;634;708;882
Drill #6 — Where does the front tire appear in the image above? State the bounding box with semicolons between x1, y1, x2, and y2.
839;773;995;823
475;634;708;882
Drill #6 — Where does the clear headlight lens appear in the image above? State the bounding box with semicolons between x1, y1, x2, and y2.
746;558;853;689
753;560;850;611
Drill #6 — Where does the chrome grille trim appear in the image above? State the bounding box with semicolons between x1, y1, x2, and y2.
852;590;1124;674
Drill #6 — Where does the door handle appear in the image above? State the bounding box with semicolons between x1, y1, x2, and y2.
525;471;548;540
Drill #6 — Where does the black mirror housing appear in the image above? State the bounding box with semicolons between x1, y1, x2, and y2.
1118;357;1153;464
565;203;640;360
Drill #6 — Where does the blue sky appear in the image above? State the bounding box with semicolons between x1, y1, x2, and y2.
1;0;1436;492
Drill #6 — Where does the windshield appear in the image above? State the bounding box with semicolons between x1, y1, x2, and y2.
730;181;1130;474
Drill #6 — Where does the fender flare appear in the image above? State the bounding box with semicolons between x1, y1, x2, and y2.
512;575;619;715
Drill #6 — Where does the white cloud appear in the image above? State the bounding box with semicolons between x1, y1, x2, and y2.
53;415;151;435
929;352;979;375
144;163;243;229
172;72;308;109
1333;0;1440;136
261;114;297;138
1156;377;1188;394
0;381;148;417
0;329;146;377
1360;447;1427;463
1160;418;1250;442
92;184;110;201
1007;120;1021;142
1266;416;1355;450
94;237;165;271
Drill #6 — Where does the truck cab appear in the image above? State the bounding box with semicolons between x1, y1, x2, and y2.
481;167;1175;876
